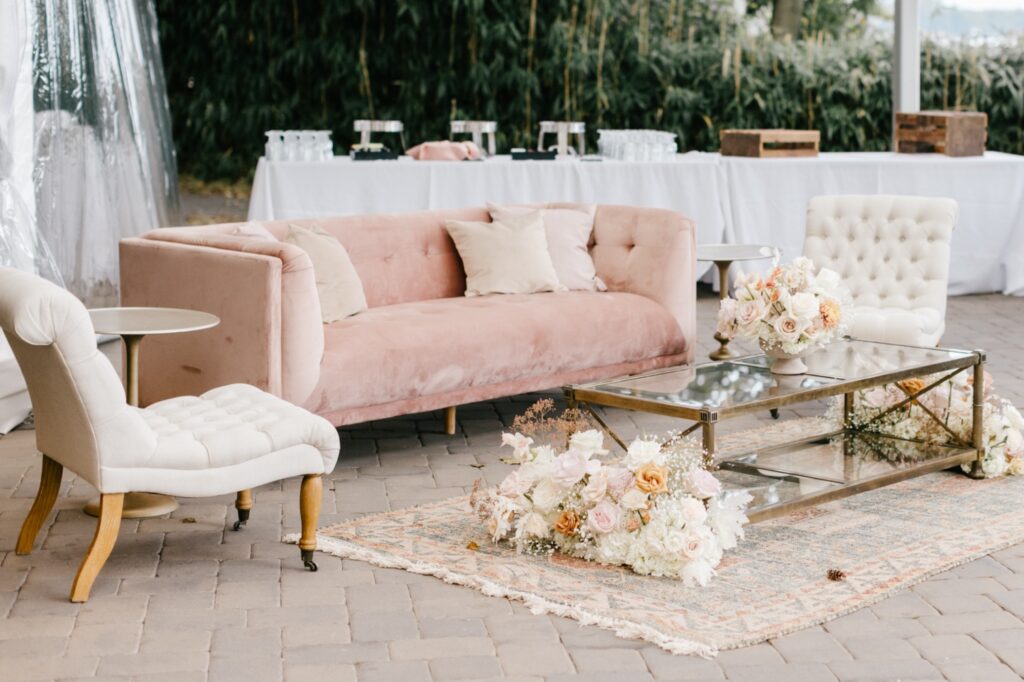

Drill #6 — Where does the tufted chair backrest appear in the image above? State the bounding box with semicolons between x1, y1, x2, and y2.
803;195;957;316
0;268;156;490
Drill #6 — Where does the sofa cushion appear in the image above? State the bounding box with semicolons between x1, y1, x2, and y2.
305;291;687;414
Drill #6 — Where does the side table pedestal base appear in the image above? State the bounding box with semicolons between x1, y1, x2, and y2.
84;492;179;519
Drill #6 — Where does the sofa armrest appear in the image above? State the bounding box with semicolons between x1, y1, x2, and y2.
590;206;697;363
119;234;324;406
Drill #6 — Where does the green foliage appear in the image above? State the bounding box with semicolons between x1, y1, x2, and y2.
155;1;1024;181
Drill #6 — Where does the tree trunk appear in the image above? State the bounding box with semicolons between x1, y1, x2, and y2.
770;0;804;39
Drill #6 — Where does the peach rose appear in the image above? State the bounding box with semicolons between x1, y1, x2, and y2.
899;378;926;397
634;462;668;495
819;297;842;329
553;510;580;535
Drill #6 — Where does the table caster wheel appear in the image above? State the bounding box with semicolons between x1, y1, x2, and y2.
232;508;250;531
301;549;318;572
770;409;780;420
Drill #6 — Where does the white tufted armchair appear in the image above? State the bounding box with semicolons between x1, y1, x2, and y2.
803;195;958;346
0;268;340;602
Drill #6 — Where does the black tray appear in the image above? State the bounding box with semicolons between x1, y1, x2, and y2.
511;150;557;161
352;150;401;161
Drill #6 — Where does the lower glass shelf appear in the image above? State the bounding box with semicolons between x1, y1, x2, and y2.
716;430;978;522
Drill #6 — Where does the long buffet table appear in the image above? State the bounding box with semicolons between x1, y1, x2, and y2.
248;151;1024;296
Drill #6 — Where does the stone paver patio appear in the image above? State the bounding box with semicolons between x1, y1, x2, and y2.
1;291;1023;681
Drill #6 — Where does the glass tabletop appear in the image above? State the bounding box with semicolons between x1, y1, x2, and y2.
696;243;778;262
577;339;977;415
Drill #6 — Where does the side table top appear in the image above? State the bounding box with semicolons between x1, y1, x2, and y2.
88;307;220;336
696;243;778;262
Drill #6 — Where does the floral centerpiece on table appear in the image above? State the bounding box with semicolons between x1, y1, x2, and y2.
717;256;849;357
469;401;751;585
834;371;1024;478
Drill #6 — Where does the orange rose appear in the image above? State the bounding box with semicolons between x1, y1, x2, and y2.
899;378;926;397
635;463;668;495
553;510;580;535
819;298;842;329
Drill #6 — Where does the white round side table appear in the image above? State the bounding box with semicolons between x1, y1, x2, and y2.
84;307;220;519
696;244;779;361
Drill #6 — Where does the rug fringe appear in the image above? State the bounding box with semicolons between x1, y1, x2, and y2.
283;531;720;658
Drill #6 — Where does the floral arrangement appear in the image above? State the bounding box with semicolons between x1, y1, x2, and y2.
717;256;849;355
469;403;751;584
835;371;1024;478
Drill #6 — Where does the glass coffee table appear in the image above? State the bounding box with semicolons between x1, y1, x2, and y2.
565;339;986;522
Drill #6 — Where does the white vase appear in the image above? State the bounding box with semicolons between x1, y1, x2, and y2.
760;340;808;375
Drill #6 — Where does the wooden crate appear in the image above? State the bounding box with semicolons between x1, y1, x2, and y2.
719;129;820;158
895;111;987;157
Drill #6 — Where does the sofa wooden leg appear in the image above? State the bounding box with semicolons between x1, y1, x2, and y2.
70;493;124;603
444;406;457;435
299;475;322;572
16;455;63;555
233;489;253;531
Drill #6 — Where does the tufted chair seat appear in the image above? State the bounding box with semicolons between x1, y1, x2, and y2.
803;195;957;346
0;267;340;602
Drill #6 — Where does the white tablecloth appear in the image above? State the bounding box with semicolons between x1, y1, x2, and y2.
248;151;1024;295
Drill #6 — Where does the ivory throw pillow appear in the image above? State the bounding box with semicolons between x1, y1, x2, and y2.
284;224;367;323
444;213;564;297
487;202;605;291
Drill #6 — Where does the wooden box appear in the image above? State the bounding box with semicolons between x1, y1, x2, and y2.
719;129;820;158
895;111;987;157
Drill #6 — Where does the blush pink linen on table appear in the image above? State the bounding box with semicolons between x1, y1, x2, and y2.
405;141;482;161
119;205;697;426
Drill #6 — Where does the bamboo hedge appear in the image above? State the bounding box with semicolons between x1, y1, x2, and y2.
155;1;1024;181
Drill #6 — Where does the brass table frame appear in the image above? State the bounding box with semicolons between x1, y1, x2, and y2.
565;342;986;522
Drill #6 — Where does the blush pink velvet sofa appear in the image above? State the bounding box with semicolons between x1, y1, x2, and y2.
119;206;696;427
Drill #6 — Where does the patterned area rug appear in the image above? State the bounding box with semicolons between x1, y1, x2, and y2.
297;419;1024;657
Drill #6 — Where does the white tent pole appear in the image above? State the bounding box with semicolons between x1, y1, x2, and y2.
893;0;921;146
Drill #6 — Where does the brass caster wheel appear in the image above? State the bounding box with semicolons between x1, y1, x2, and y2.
301;549;318;572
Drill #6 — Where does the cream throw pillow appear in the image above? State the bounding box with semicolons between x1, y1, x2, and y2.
285;224;367;323
487;202;605;291
444;213;564;297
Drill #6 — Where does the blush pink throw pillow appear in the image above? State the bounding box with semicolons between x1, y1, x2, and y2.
487;202;605;291
406;141;482;161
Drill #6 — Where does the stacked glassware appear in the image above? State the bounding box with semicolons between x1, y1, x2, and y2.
264;130;334;161
597;130;678;161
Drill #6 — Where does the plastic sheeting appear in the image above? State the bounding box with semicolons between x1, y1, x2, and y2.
32;0;180;305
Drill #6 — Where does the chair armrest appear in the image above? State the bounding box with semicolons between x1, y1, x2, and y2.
591;206;697;363
119;234;324;406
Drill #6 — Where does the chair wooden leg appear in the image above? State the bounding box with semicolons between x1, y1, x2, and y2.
233;489;253;531
444;406;457;435
16;455;63;555
299;474;322;572
70;493;124;603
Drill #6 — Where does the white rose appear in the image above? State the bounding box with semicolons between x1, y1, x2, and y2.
624;438;665;469
531;478;565;513
521;512;550;539
773;314;801;342
716;298;739;338
680;529;708;559
620;488;649;511
792;256;814;271
781;266;804;290
789;292;818;322
661;529;689;555
814;267;841;292
569;430;608;456
680;497;708;527
595;531;633;564
582;469;609;504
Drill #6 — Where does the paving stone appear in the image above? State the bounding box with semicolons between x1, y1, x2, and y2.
389;636;495;660
918;610;1024;635
939;662;1023;682
418;617;487;638
139;626;212;653
207;655;282;682
356;659;432;682
428;655;504;680
908;633;998;665
96;651;209;676
497;642;575;676
65;622;142;656
283;662;357;682
351;611;420;642
771;630;853;663
725;663;837;681
715;642;785;666
344;583;411;614
211;626;281;657
569;647;648;672
640;647;725;679
839;636;921;661
215;580;280;609
827;658;944;681
485;614;560;643
0;655;99;681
